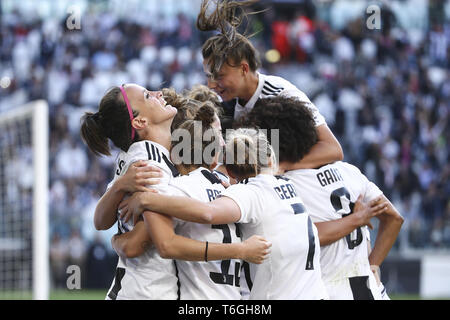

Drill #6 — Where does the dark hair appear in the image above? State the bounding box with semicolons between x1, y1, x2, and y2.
80;86;139;156
198;0;261;78
239;96;318;163
173;101;221;168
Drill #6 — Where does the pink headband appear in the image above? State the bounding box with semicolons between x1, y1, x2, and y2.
119;85;136;141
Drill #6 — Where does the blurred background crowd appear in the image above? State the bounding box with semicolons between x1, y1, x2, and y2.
0;0;448;290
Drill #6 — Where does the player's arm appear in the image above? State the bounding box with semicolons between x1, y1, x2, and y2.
368;195;404;266
143;212;270;263
94;161;162;230
111;218;153;259
286;124;343;170
119;192;242;225
314;195;388;246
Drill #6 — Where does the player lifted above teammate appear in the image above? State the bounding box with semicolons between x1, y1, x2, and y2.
197;0;343;169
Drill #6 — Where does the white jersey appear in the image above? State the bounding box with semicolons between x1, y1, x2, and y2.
105;141;179;300
221;174;328;300
285;161;384;300
233;72;326;127
168;167;244;300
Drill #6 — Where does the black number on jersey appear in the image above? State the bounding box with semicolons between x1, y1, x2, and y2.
116;160;125;176
291;203;315;270
209;224;241;287
330;187;363;250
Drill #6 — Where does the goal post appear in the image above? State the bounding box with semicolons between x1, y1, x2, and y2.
0;100;49;300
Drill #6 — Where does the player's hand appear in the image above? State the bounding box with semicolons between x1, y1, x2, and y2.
353;195;388;229
241;235;272;264
117;161;163;193
119;190;158;224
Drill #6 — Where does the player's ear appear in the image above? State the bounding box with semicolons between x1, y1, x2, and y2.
241;61;250;76
132;117;148;130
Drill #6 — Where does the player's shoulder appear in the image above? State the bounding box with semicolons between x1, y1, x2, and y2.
172;167;224;193
334;161;365;177
261;73;292;89
261;74;313;105
128;140;179;177
239;173;283;189
127;141;166;161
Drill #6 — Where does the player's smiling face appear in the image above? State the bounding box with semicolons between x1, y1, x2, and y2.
123;84;177;126
203;58;246;102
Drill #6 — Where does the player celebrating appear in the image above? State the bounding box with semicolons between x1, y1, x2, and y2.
115;100;271;300
241;96;404;300
117;128;385;299
197;0;343;169
81;84;180;300
81;84;269;300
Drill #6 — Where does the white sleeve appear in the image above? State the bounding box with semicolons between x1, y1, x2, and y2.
220;184;261;225
344;163;383;202
126;145;173;193
281;89;326;127
364;181;384;202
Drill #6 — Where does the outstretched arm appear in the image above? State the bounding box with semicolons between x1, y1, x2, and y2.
143;212;270;263
286;124;343;170
119;192;242;225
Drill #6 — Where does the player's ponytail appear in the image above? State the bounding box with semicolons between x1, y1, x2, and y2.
80;86;139;156
194;101;217;127
172;101;222;169
80;112;111;156
198;0;261;77
224;128;277;180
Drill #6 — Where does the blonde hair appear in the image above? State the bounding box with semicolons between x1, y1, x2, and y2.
224;128;277;180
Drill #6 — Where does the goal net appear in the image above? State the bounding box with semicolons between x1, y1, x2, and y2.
0;100;49;300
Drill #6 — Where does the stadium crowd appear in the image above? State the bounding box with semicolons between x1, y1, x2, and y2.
0;0;448;288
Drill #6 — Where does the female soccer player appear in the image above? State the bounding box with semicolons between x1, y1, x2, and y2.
144;102;266;299
196;0;343;169
80;84;269;300
118;128;330;300
240;96;404;300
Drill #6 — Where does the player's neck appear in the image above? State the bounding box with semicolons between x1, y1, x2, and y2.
143;125;172;152
238;72;259;105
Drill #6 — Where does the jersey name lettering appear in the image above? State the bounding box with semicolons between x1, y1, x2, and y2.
274;183;297;200
206;189;221;201
316;167;343;187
